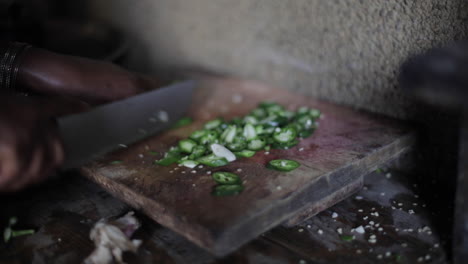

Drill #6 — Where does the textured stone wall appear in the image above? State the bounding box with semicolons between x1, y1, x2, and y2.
88;0;468;119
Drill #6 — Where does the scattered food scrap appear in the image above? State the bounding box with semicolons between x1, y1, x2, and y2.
84;212;142;264
3;217;35;243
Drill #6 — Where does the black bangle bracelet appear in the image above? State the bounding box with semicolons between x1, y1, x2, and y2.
0;42;31;93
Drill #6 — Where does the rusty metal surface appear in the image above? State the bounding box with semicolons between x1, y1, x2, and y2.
0;161;447;263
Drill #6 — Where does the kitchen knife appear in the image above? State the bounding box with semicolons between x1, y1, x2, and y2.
58;80;196;169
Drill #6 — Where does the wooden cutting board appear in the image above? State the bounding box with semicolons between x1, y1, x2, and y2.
81;78;414;256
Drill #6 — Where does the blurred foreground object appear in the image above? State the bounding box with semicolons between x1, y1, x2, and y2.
400;41;468;264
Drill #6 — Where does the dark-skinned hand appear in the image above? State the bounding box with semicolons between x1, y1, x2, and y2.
0;46;163;192
0;95;90;192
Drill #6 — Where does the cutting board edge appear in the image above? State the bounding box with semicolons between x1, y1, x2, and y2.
282;176;364;227
80;166;220;252
80;131;415;257
283;133;416;227
189;131;417;256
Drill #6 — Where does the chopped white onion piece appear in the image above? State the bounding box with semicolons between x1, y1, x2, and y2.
210;143;236;162
180;160;198;169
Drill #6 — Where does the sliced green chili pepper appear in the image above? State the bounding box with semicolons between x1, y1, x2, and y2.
251;108;267;118
262;127;276;135
227;137;247;151
243;115;258;124
155;155;180;166
204;118;222;130
310;109;321;119
234;150;256;158
178;160;199;168
229;117;243;126
340;235;354;241
297;106;310;115
259;101;278;108
189;145;207;160
220;123;229;130
221;125;237;143
273;127;297;143
212;184;244;196
167;146;181;154
280;110;295;119
262;115;289;127
295;114;316;130
212;172;241;185
260;101;284;114
272;139;299;150
156;148;181;166
190;129;208;142
197;154;229;167
172;117;193;128
243;123;257;140
159;102;320;184
179;139;197;153
254;125;264;135
110;160;123;165
267;159;300;172
248;138;266;151
199;131;219;145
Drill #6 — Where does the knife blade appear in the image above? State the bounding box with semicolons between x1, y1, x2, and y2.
58;80;196;169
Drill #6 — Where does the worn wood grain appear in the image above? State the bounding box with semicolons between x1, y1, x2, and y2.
81;78;414;256
264;168;447;264
283;176;363;227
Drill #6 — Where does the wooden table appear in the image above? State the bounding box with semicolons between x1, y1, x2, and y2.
0;158;448;264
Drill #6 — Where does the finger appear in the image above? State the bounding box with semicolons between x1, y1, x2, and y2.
32;128;64;184
4;142;45;192
3;120;47;191
0;144;21;191
39;120;65;168
4;121;53;191
7;120;64;191
50;134;65;168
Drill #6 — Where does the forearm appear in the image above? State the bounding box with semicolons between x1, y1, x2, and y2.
2;42;160;103
16;47;144;103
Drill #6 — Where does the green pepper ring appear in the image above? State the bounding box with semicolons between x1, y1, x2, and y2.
267;159;301;172
212;172;242;185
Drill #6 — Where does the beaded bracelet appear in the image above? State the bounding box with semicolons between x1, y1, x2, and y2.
0;42;31;93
